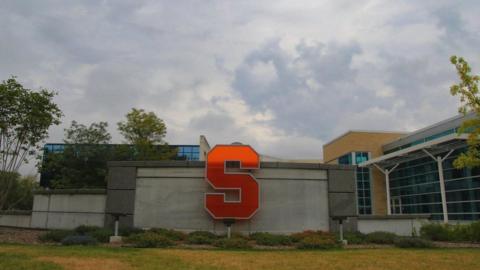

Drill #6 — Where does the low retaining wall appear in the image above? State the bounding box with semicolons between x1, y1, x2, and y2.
0;211;32;228
358;215;430;236
31;189;107;230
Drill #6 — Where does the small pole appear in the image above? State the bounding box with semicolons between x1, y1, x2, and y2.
339;219;344;242
114;217;119;237
223;219;235;239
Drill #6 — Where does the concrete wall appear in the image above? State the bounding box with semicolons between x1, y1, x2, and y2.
358;215;429;236
107;160;357;234
31;191;106;229
0;212;31;228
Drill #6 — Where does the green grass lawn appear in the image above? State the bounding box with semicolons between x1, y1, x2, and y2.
1;244;480;270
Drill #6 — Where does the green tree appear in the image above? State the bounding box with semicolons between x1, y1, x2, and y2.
40;121;113;188
64;121;111;144
117;108;176;160
0;173;37;210
450;56;480;168
0;77;62;209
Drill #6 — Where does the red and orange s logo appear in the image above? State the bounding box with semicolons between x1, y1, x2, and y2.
205;145;260;219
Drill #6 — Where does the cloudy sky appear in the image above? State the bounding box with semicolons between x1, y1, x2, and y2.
1;0;479;173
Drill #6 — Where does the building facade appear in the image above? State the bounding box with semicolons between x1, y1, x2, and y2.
324;113;480;222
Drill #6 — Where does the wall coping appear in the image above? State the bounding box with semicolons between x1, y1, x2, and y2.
0;210;32;216
358;214;431;220
107;160;355;170
34;189;107;195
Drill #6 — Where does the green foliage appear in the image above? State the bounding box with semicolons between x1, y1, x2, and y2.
0;77;62;208
290;230;339;249
0;173;37;210
119;226;144;237
394;237;434;248
149;228;187;241
39;230;75;243
449;56;480;168
117;108;177;161
342;231;367;244
73;225;113;243
420;222;480;242
61;235;98;246
365;231;398;244
213;237;252;249
297;235;339;249
64;121;111;144
126;232;174;248
187;231;218;245
250;232;292;246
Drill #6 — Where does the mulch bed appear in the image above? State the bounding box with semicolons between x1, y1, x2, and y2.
0;227;46;244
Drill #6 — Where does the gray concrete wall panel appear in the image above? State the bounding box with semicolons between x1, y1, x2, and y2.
107;167;136;189
106;190;136;215
328;170;356;192
328;193;357;217
0;214;31;228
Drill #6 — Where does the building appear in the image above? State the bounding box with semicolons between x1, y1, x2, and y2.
324;112;479;222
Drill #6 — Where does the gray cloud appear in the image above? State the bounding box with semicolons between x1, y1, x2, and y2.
1;0;479;174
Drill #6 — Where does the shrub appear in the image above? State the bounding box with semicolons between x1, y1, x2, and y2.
75;225;102;235
250;232;292;246
297;235;339;249
420;223;450;241
365;231;398;244
61;235;98;246
469;222;480;242
39;230;74;243
126;232;174;248
187;231;218;245
213;238;251;249
342;231;367;244
89;228;113;243
394;237;434;248
149;228;187;241
119;227;144;237
291;230;334;243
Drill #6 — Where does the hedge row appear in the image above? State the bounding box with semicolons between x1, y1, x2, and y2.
420;222;480;242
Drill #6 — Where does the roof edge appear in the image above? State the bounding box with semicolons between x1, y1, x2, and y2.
323;130;408;147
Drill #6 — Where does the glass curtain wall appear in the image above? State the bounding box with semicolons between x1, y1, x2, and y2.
389;147;480;220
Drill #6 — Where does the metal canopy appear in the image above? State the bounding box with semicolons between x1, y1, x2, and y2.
359;133;468;169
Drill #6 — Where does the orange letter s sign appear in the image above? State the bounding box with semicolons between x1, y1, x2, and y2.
205;145;260;219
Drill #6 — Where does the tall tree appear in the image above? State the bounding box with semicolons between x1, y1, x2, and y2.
40;121;112;188
117;108;176;160
449;56;480;168
0;77;62;208
64;121;111;144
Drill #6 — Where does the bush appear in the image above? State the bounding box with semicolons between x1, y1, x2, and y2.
89;228;113;243
187;231;218;245
149;228;187;241
126;232;174;248
394;237;434;248
342;231;367;244
297;235;339;249
250;232;292;246
119;227;144;237
365;231;398;244
213;238;251;249
75;225;102;235
39;230;74;243
61;235;98;246
291;230;334;243
470;222;480;242
420;223;450;241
